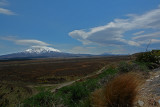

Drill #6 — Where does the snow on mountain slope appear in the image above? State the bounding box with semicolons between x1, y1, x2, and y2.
25;46;61;54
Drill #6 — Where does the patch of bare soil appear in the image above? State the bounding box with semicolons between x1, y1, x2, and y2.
134;68;160;107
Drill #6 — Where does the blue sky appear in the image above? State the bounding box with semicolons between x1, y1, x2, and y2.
0;0;160;55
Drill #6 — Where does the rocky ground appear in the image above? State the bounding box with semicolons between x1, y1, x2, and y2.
134;68;160;107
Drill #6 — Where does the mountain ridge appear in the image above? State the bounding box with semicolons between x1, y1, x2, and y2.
0;46;93;60
0;46;118;60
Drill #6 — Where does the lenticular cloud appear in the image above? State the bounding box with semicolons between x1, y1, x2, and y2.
69;7;160;47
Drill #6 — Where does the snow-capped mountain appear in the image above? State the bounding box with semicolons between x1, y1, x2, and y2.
0;46;92;60
24;46;61;54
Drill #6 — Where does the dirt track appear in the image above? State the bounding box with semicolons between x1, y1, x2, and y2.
51;66;107;92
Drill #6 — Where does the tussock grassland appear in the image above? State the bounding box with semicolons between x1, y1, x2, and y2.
0;56;131;107
91;72;144;107
0;56;129;84
0;83;33;107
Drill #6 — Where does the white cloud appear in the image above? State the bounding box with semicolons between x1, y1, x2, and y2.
139;39;160;45
151;39;160;43
69;46;96;54
0;36;62;54
133;31;145;35
69;6;160;47
0;0;8;6
15;40;49;46
133;32;160;40
0;0;16;15
0;8;16;15
1;36;50;46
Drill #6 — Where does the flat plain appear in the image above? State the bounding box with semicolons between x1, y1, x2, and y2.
0;56;131;106
0;56;129;84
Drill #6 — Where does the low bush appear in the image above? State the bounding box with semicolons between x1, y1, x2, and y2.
23;91;54;107
56;83;90;106
136;50;160;69
117;61;150;73
117;62;133;73
53;78;100;107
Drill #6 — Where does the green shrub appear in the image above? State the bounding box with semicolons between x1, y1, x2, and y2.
99;67;118;78
117;61;150;74
132;62;149;72
56;81;92;106
68;84;89;105
117;62;133;73
136;50;160;69
23;91;54;107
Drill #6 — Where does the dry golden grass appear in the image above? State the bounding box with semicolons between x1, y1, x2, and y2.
91;72;144;107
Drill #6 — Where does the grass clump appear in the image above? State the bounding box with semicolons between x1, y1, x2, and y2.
117;61;133;73
23;91;54;107
91;73;143;107
55;83;90;107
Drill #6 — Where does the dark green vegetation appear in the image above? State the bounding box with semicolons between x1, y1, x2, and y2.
118;61;149;73
136;50;160;69
23;91;54;107
118;50;160;73
0;83;33;107
23;68;118;107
